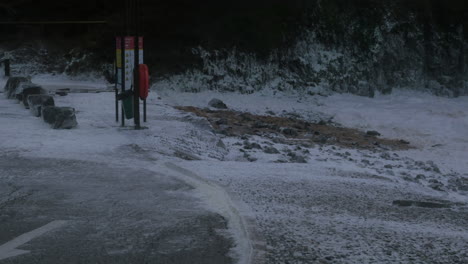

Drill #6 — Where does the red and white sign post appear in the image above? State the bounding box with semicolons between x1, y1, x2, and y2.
115;36;145;124
115;0;145;129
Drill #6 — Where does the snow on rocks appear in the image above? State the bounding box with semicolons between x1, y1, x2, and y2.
3;76;31;99
27;94;55;117
42;106;78;129
2;77;78;129
208;98;228;109
16;83;47;108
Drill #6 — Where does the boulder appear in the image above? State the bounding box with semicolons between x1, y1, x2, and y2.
27;95;55;117
15;84;47;108
208;98;227;109
4;76;31;99
366;130;381;137
42;106;78;129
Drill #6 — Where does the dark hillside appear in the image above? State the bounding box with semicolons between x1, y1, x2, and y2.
0;0;467;95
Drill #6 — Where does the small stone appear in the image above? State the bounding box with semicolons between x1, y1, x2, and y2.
243;153;257;162
253;121;269;129
264;146;280;154
244;142;262;150
416;174;426;180
55;91;68;96
399;139;410;145
428;179;444;191
208;98;227;109
366;130;381;137
239;113;253;121
361;159;371;165
216;140;226;149
282;128;298;137
288;153;307;163
215;118;228;125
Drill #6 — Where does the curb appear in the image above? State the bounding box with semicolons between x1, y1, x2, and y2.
164;162;266;264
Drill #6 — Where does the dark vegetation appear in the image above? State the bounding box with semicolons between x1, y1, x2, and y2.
176;106;413;151
0;0;467;95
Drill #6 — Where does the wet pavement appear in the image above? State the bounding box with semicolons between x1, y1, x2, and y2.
0;156;233;264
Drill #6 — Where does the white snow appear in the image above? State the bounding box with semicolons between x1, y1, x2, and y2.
1;76;468;263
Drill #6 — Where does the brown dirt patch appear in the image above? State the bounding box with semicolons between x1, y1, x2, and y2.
176;106;412;151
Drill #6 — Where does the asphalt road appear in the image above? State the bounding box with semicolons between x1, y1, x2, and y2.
0;156;233;264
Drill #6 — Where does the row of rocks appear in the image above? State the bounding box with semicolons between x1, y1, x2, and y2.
3;76;78;129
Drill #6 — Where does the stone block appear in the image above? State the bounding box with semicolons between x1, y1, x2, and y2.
42;106;78;129
4;76;31;99
27;95;55;117
16;84;47;108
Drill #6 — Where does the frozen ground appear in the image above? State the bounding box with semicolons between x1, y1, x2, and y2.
1;76;468;263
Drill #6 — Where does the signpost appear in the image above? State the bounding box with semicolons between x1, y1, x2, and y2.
115;0;146;129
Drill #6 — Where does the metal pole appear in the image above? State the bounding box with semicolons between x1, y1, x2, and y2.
133;0;141;129
121;0;127;127
115;58;119;122
143;99;147;122
4;59;10;77
121;37;125;127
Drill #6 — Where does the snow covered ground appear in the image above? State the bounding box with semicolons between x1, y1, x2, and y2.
158;89;468;263
1;76;467;263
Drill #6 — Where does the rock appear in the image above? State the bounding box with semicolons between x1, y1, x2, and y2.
215;118;228;126
428;179;444;191
55;91;68;96
288;152;307;163
366;130;381;137
314;135;328;144
415;174;426;180
239;113;253;121
4;76;31;99
42;106;78;129
281;127;298;137
426;161;441;173
264;146;280;154
243;153;257;162
380;152;392;160
361;159;371;165
16;84;47;108
27;95;55;117
252;121;270;129
208;98;227;109
174;150;201;161
216;140;226;149
244;142;262;150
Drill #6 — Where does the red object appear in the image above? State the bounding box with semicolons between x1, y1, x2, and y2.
139;64;149;100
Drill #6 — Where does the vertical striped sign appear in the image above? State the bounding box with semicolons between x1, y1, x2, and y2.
138;36;144;65
124;37;135;90
116;37;144;91
116;37;123;89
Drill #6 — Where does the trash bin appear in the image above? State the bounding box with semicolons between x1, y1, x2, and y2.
117;90;134;119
